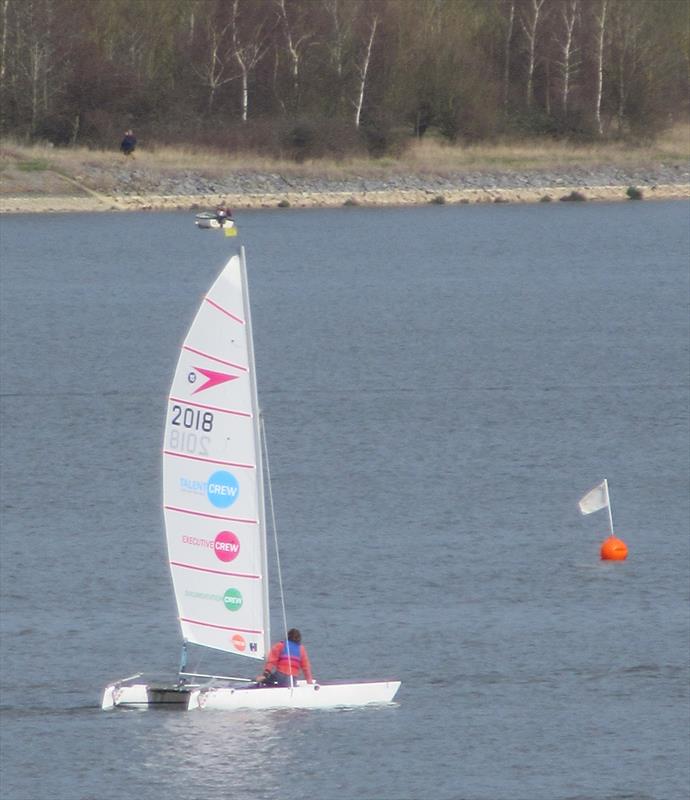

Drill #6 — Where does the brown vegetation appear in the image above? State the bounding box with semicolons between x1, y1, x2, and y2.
0;0;688;159
2;122;688;183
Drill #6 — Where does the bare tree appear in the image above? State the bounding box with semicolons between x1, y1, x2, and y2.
231;0;271;122
192;17;235;113
520;0;549;110
0;0;9;85
12;0;59;135
556;0;580;116
322;0;359;116
503;0;515;110
353;13;378;129
594;0;608;134
276;0;316;112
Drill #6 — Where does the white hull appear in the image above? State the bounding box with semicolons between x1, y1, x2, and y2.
190;680;401;711
102;679;400;711
194;213;235;230
101;682;191;710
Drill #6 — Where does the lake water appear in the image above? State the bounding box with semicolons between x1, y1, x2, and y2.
1;200;688;800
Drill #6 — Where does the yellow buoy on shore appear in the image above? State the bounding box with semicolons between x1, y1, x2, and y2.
600;535;628;561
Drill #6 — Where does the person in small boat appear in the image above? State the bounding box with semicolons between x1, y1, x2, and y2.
215;205;233;227
255;628;314;687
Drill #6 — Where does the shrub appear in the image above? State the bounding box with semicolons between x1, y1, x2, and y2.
17;159;50;172
560;190;587;202
626;186;644;200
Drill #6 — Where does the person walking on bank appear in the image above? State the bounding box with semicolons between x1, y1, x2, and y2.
120;129;137;156
256;628;314;687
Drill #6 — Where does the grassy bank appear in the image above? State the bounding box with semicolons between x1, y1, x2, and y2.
1;124;688;213
2;124;689;184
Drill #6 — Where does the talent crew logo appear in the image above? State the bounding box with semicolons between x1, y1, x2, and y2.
223;588;243;612
207;470;239;508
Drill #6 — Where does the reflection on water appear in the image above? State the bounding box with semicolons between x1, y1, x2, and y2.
135;712;296;797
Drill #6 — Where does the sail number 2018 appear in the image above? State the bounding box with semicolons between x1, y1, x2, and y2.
171;405;214;432
168;404;213;456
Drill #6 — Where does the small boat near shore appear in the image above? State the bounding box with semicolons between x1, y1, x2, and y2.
195;211;237;235
102;248;400;712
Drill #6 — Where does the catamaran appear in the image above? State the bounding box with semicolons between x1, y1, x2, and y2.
102;248;400;711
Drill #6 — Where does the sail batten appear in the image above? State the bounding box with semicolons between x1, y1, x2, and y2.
163;250;269;661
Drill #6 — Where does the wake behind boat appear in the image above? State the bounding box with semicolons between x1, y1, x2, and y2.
102;248;400;712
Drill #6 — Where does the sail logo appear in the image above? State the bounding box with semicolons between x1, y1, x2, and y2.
214;530;240;562
223;588;243;612
232;634;246;652
188;366;238;395
207;470;239;508
180;477;207;495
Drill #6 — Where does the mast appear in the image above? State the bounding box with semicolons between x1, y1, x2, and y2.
604;478;615;538
240;246;271;656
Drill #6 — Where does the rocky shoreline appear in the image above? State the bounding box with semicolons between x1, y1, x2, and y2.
1;161;688;213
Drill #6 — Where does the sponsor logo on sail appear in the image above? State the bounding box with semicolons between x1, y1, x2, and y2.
223;587;243;612
207;470;239;508
214;530;240;562
232;634;246;652
179;477;207;495
188;366;238;395
186;590;223;602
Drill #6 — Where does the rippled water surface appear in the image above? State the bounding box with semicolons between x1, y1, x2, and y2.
1;201;689;800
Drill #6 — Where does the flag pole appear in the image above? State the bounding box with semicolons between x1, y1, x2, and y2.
604;478;615;537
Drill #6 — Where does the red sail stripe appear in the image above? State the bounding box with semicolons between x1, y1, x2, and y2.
182;345;248;372
170;561;261;579
164;505;258;524
204;297;245;324
168;396;252;417
180;617;262;634
163;450;255;470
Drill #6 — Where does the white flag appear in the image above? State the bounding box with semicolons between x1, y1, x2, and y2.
578;480;609;515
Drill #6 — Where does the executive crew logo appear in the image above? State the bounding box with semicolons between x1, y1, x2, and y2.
223;588;243;612
214;530;240;562
207;470;239;508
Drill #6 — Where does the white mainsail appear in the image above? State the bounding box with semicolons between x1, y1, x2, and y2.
162;249;269;660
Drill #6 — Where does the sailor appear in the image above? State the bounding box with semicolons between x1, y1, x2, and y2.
256;628;314;687
215;204;233;227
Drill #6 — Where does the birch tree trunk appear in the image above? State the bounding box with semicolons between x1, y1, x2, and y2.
503;0;515;110
520;0;547;110
231;0;268;123
560;0;579;116
277;0;313;112
354;15;378;129
191;20;234;114
594;0;608;135
0;0;9;85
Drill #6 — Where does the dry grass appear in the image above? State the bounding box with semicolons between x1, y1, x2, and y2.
2;122;688;181
403;123;690;173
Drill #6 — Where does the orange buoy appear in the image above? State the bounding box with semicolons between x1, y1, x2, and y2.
600;535;628;561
